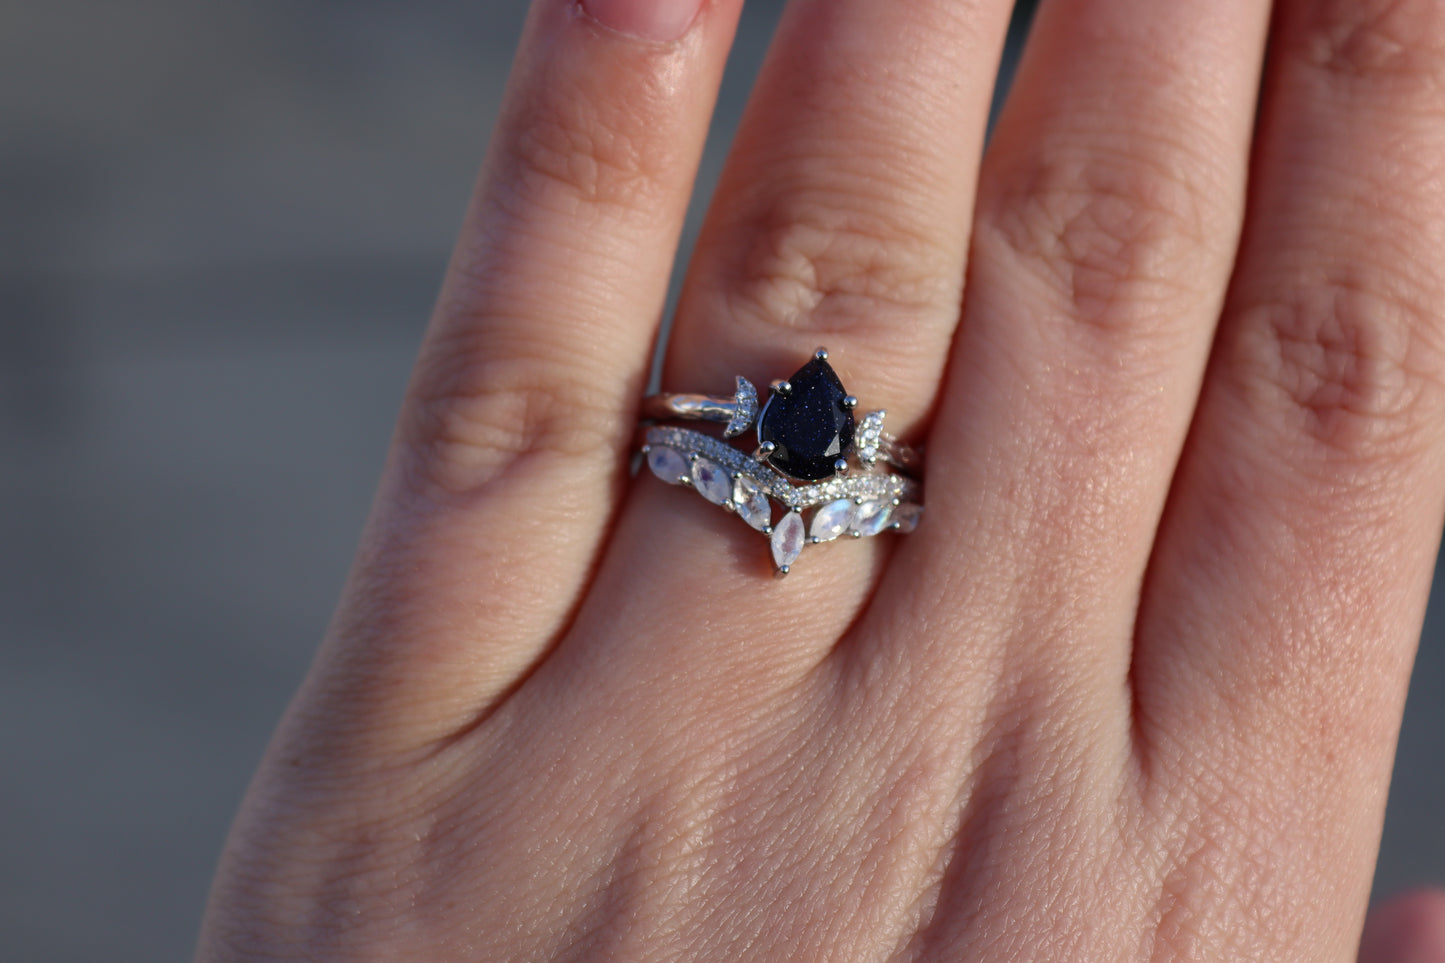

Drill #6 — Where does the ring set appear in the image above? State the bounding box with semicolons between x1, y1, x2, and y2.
640;348;923;576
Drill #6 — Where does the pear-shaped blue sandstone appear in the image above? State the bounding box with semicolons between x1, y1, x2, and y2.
758;357;856;481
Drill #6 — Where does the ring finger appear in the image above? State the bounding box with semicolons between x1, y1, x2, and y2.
566;0;1017;682
890;0;1271;701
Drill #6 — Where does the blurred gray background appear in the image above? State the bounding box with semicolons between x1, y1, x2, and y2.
1;2;1440;959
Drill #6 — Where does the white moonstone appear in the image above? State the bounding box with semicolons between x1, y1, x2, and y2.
891;503;922;533
647;446;688;484
810;498;856;543
690;457;732;506
771;511;805;572
850;499;893;537
733;476;772;532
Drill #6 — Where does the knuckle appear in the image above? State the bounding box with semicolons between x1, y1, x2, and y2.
1296;0;1445;85
979;145;1216;344
705;200;960;339
500;73;673;216
1230;278;1445;461
401;334;622;497
1141;773;1307;963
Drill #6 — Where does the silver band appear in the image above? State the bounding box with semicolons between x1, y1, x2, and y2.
641;375;760;440
646;426;920;511
642;392;744;424
643;427;922;576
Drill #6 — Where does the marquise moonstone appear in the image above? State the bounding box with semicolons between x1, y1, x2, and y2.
758;357;856;481
690;457;733;506
850;499;893;537
647;446;688;484
810;498;856;543
733;476;772;532
891;503;922;533
771;511;805;571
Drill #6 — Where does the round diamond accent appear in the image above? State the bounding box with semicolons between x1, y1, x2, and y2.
647;446;688;484
725;377;759;439
810;498;856;543
690;457;732;506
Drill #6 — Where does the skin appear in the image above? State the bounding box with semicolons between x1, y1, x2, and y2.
197;0;1445;959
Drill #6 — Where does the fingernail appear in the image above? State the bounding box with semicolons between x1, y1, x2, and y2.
581;0;703;42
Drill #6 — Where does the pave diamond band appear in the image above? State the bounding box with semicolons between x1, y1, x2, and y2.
640;349;923;575
645;427;919;511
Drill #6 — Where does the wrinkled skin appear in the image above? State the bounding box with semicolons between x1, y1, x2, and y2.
198;0;1445;960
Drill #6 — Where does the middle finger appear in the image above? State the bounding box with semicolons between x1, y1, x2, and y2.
893;0;1272;703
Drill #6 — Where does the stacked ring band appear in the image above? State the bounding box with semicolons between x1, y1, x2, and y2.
641;348;923;575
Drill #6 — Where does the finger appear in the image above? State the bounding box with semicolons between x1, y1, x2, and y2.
303;0;744;744
560;0;1016;676
1359;890;1445;963
870;0;1270;693
1133;0;1445;950
664;0;1016;430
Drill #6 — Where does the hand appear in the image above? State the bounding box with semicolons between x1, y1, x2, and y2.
197;0;1445;958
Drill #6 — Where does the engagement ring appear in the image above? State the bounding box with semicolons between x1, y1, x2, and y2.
641;348;923;575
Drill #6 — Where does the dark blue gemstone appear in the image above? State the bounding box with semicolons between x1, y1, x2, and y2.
758;357;855;481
